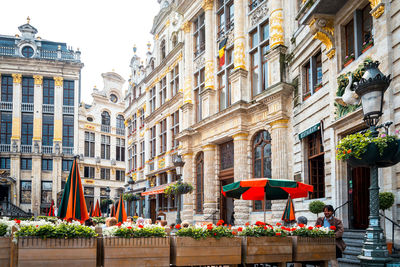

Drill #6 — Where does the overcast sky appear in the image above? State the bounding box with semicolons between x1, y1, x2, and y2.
0;0;160;103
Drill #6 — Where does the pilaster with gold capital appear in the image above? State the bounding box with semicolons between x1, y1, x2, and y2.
233;0;246;70
203;143;217;219
308;15;336;59
182;152;194;222
369;0;385;19
202;0;214;11
12;74;22;84
53;76;64;144
269;118;290;180
269;0;285;48
33;75;43;85
11;74;22;143
53;76;63;87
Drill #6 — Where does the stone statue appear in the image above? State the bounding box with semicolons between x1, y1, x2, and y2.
335;74;359;106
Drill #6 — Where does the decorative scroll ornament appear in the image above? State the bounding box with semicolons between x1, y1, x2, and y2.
234;37;247;70
270;9;284;48
53;76;64;87
33;75;43;85
369;0;385;19
309;16;335;59
202;0;213;11
12;74;22;84
181;21;191;33
204;60;215;89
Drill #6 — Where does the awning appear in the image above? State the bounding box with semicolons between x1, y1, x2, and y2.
298;122;321;140
141;182;175;196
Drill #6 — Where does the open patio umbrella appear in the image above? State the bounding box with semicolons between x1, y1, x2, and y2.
91;199;101;217
222;178;313;222
48;200;55;217
281;196;296;223
115;195;127;223
57;158;89;222
110;204;116;217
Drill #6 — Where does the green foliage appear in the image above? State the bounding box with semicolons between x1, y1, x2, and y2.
92;217;105;224
176;225;234;240
239;224;287;237
379;192;395;211
36;216;59;223
113;226;166;238
0;224;7;237
100;199;113;209
291;226;335;238
15;223;97;239
123;193;140;202
309;200;325;215
165;182;193;196
336;131;397;160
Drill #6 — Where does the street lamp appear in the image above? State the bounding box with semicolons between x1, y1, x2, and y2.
105;186;111;217
173;154;185;224
355;61;392;267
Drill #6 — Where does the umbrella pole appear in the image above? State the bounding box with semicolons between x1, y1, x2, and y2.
264;187;266;223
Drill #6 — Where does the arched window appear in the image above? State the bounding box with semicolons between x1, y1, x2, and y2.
195;152;204;213
160;39;166;59
116;115;124;129
101;111;110;126
252;130;272;211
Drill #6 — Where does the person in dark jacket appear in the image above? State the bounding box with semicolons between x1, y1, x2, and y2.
315;205;346;267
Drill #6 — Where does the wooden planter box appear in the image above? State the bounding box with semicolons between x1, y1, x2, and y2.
0;237;11;267
242;236;292;264
103;237;170;267
18;237;97;267
292;236;335;262
171;236;241;266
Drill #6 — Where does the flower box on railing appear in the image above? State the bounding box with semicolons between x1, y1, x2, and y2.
362;40;374;54
170;236;241;266
0;237;11;267
291;236;335;262
343;54;355;68
242;236;292;264
103;237;170;267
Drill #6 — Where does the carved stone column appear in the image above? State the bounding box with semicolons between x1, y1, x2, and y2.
33;75;43;152
268;0;284;49
11;74;22;151
182;152;194;222
53;76;63;154
269;119;289;180
32;154;42;215
202;144;217;220
369;0;385;19
233;0;246;70
233;133;250;225
181;20;194;129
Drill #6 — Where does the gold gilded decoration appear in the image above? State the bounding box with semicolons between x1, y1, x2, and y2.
54;119;63;141
84;124;95;130
202;144;216;151
11;117;21;138
232;133;248;140
182;21;192;33
202;0;214;11
84;179;95;185
33;75;43;85
165;20;170;27
270;9;284;48
369;0;385;19
132;173;137;181
234;37;247;70
155;34;159;40
53;76;64;87
309;16;335;59
204;60;214;89
183;77;193;104
313;32;335;59
12;74;22;84
270;119;289;127
158;158;165;169
33;118;42;139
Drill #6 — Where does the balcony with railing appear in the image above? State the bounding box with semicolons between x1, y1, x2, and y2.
0;46;81;62
116;128;125;136
63;106;74;114
0;102;12;111
21;103;34;112
0;144;10;152
101;125;111;133
43;104;54;114
21;145;32;153
63;147;74;155
42;146;53;154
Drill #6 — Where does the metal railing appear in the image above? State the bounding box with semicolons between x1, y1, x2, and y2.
380;213;400;254
116;128;125;136
0;46;15;56
21;103;34;112
20;145;32;153
101;125;111;133
63;147;74;155
0;101;12;111
0;144;10;152
43;104;54;114
62;106;74;114
0;198;33;218
334;200;350;215
42;146;53;154
205;210;219;224
0;46;81;62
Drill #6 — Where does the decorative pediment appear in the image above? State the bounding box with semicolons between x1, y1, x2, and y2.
309;15;335;59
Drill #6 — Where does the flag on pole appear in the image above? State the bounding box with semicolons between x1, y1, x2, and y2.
218;38;228;67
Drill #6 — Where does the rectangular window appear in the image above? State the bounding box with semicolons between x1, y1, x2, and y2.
21;158;32;170
84;132;95;157
159;77;167;106
41;181;52;204
43;79;54;105
133;144;137;170
140;141;145;167
170;65;179;96
116;137;125;161
249;0;266;11
62;115;74;147
22;77;34;103
100;168;110;180
63;80;74;106
1;75;13;102
116;170;123;181
345;19;355;59
84;166;95;179
139;108;145;127
133;113;137;130
21;113;33;145
42;159;53;171
217;48;233;111
20;181;32;204
362;5;373;44
303;51;323;98
194;68;205;122
62;160;73;171
193;13;205;57
0;158;10;169
101;135;111;160
171;111;179;149
217;0;234;39
0;112;12;144
42;115;54;146
150;87;156;112
159;119;167;154
128;147;132;170
307;131;325;199
250;23;269;98
150;126;156;158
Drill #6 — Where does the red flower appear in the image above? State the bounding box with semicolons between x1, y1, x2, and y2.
14;219;20;224
117;222;122;227
138;225;144;228
245;222;250;226
175;224;181;229
214;233;217;236
36;225;38;227
255;221;266;226
238;227;243;232
207;224;213;230
316;225;322;228
232;231;237;235
291;227;296;231
216;222;222;226
218;219;224;224
276;222;282;226
330;225;336;231
276;232;281;236
308;226;313;230
127;226;132;229
347;149;352;154
298;223;305;228
263;226;268;230
224;224;227;227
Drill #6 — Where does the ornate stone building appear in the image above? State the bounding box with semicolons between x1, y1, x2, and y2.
77;72;126;212
0;19;82;215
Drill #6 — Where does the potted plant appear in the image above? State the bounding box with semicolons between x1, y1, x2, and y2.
303;91;311;101
291;224;336;262
101;199;114;213
165;181;193;195
336;130;400;167
0;218;17;266
344;53;355;67
309;200;325;219
103;224;169;266
362;39;374;53
379;192;395;254
314;82;323;92
16;221;98;266
171;221;241;266
239;221;292;264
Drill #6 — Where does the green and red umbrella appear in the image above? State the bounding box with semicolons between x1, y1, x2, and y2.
110;204;116;218
91;199;102;217
88;201;93;217
57;159;89;222
115;195;127;223
48;199;55;217
281;196;296;223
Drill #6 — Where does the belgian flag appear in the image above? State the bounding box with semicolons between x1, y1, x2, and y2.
218;38;228;67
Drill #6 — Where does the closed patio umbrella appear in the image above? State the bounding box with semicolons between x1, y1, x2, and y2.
91;199;102;217
115;195;127;223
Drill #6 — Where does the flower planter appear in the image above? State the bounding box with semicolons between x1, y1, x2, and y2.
17;237;97;267
171;236;241;266
344;58;354;68
0;237;11;267
292;236;335;262
103;237;170;267
303;94;311;101
362;44;373;54
242;236;292;264
314;85;322;92
347;140;400;168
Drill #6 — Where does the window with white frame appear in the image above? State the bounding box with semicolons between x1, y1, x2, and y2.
194;68;205;122
150;126;156;159
140;141;145;168
159;119;167;154
116;137;125;161
193;13;205;57
100;168;110;180
171;111;179;149
217;0;234;40
170;65;179;97
101;135;111;160
150;87;156;112
84;132;95;157
159;77;167;106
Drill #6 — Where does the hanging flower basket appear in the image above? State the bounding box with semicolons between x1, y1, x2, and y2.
165;181;193;196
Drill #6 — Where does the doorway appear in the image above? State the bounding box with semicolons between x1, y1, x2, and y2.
348;166;370;229
220;177;234;225
150;198;156;223
0;185;9;202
